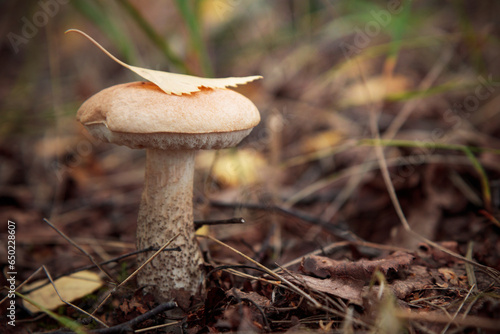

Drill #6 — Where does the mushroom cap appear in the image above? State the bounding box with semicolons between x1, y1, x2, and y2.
77;81;260;150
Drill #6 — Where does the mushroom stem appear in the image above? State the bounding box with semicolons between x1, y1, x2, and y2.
136;148;203;301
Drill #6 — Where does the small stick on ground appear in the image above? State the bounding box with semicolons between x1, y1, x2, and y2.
91;233;180;315
43;218;116;283
41;265;109;328
194;217;245;230
21;246;181;295
199;234;372;329
47;301;177;334
209;200;361;241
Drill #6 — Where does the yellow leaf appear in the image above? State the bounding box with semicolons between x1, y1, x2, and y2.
201;0;238;28
301;130;344;153
65;29;262;95
22;271;102;313
340;75;410;107
197;149;267;187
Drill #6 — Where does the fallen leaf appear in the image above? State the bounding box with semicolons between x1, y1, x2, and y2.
66;29;262;95
201;0;239;28
196;149;267;187
300;130;344;153
22;271;102;313
283;272;365;305
300;252;414;282
438;268;459;285
390;265;433;299
226;288;271;308
340;75;410;107
119;300;132;315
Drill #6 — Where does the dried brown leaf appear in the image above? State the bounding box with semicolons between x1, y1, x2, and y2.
390;265;433;299
226;288;270;308
283;273;365;305
300;252;414;282
66;29;262;95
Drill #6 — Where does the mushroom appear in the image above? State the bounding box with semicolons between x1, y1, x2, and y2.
76;81;260;302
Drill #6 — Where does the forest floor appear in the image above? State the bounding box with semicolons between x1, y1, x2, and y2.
1;1;500;333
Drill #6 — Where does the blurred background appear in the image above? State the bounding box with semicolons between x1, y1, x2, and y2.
1;0;500;301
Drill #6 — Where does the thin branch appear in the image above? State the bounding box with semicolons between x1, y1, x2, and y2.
208;200;361;242
320;45;454;222
41;265;108;328
194;217;245;231
199;234;371;329
1;267;43;306
91;234;180;315
358;55;500;283
22;246;181;295
440;284;476;334
395;309;500;331
43;218;116;283
47;301;177;334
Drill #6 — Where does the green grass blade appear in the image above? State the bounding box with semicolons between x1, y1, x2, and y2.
387;0;412;59
360;138;500;155
118;0;191;74
16;292;87;334
71;0;136;63
462;147;491;210
174;0;214;76
360;139;495;209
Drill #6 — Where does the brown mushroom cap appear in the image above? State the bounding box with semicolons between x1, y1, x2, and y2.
77;81;260;150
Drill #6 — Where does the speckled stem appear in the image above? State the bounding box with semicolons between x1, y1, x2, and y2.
136;148;203;302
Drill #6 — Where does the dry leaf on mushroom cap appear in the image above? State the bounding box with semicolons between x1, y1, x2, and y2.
65;29;262;96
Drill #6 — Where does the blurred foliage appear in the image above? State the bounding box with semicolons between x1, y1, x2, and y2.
2;2;500;331
1;0;499;138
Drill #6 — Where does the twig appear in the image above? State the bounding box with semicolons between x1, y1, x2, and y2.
275;240;412;271
464;242;477;291
277;263;346;312
199;234;371;329
395;309;500;331
231;288;271;331
355;52;500;284
208;200;361;241
0;266;43;306
207;264;280;284
224;268;282;285
134;320;181;332
22;246;181;295
91;234;180;315
194;217;245;230
43;218;116;283
320;45;454;222
440;284;476;334
47;301;177;334
41;265;108;328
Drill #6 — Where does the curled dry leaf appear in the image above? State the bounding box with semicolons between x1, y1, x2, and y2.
282;272;365;305
300;252;414;282
65;29;262;95
226;287;271;309
285;252;414;305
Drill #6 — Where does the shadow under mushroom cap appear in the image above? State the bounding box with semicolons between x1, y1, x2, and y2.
84;124;253;150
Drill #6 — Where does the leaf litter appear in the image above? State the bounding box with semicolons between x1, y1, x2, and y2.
3;4;500;333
